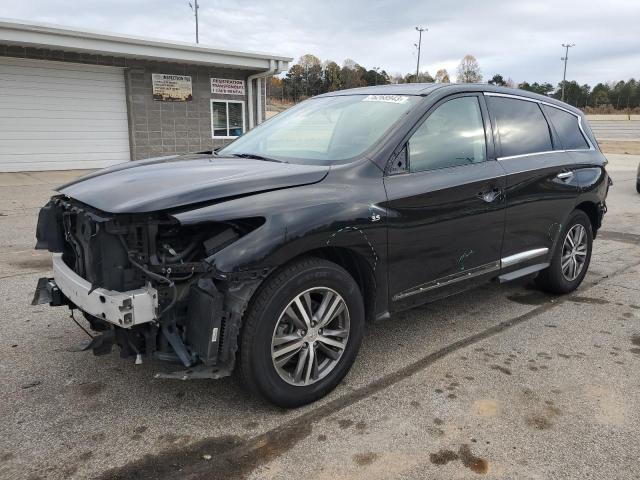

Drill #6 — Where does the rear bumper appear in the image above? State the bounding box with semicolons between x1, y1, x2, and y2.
596;201;607;231
33;253;159;328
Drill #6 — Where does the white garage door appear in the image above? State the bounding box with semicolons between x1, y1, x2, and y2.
0;57;130;172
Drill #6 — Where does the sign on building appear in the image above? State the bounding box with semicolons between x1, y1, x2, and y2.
211;78;245;96
152;74;193;101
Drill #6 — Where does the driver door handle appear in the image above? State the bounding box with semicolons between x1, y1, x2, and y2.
557;171;574;180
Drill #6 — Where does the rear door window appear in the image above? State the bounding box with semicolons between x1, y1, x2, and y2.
487;97;552;157
408;96;487;172
541;105;590;150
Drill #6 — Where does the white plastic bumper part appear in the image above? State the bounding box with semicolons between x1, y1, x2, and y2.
52;253;158;328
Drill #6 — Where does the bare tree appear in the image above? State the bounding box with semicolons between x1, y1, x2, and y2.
417;71;434;83
390;73;404;84
434;69;451;83
456;55;482;83
272;52;640;111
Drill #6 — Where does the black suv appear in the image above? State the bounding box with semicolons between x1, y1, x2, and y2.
33;84;609;407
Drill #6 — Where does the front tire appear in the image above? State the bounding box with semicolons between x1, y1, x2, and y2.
536;210;593;294
239;257;364;407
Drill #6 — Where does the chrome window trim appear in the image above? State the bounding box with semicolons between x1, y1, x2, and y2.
497;148;594;162
483;92;595;158
500;247;549;268
485;92;576;115
574;115;595;150
498;150;558;161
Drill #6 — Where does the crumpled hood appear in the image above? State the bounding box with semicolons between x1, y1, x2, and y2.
57;154;330;214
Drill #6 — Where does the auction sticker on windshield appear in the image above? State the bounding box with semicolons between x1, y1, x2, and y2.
362;94;410;104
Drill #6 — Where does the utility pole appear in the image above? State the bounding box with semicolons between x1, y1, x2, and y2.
415;26;427;82
561;43;575;102
189;0;200;44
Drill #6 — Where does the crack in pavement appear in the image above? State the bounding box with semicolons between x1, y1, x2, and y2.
598;230;640;245
98;255;640;480
606;282;640;292
0;270;47;280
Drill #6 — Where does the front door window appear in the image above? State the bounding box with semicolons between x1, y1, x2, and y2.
409;96;487;172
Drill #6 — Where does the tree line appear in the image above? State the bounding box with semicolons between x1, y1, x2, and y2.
268;53;640;112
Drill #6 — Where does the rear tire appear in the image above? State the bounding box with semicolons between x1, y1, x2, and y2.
636;180;640;194
239;257;364;408
536;210;593;294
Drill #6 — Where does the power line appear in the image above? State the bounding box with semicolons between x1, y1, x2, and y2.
561;43;575;102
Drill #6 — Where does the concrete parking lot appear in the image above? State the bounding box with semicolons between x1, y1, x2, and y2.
1;154;639;479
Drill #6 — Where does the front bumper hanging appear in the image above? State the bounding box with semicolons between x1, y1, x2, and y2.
32;253;159;328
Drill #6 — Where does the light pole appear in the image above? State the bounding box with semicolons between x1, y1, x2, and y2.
189;0;200;44
561;43;575;102
415;26;427;82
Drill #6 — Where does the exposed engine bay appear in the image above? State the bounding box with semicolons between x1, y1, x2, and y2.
33;195;265;378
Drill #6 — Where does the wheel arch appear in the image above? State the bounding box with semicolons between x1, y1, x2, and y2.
304;246;377;323
246;246;377;324
574;201;600;237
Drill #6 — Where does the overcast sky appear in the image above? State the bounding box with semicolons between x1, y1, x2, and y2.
4;0;639;85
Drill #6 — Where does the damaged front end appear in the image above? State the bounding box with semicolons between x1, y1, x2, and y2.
33;196;264;379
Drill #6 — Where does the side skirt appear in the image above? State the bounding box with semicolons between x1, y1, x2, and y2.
392;261;501;301
496;262;550;283
392;247;551;302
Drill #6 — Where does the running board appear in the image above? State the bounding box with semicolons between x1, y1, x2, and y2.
497;263;549;283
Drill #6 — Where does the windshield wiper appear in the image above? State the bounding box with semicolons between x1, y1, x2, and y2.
230;153;286;163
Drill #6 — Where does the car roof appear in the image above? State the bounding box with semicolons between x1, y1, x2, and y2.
317;83;583;115
317;83;443;96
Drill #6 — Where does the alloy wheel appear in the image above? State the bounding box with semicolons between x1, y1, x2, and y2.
561;224;588;281
271;287;350;386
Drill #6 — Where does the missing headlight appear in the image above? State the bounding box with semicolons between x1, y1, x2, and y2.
203;229;238;256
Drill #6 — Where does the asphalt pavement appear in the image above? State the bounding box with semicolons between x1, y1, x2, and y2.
0;154;639;479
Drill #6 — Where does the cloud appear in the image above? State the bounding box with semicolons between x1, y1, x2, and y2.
4;0;638;85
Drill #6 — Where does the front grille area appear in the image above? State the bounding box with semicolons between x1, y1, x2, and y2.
55;198;144;292
36;196;243;371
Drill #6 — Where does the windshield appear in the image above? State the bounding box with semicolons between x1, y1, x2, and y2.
219;94;421;164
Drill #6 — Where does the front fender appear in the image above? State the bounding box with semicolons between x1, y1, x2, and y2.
172;186;386;276
170;164;390;318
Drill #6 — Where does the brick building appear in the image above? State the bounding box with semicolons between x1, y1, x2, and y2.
0;19;291;171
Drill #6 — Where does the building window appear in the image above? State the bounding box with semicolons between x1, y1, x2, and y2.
211;100;245;138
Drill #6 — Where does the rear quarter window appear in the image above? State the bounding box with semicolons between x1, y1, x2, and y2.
541;105;590;150
487;97;552;158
